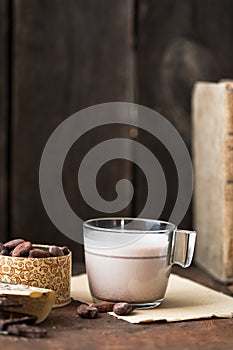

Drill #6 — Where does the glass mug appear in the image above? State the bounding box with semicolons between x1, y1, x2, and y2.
83;218;196;309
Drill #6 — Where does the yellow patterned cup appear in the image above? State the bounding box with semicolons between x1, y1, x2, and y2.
0;244;72;307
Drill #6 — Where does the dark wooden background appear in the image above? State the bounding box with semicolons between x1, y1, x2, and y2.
0;0;233;261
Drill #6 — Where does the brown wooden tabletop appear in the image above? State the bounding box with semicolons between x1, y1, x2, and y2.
1;264;233;350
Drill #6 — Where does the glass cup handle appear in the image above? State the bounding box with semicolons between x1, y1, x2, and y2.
170;230;196;267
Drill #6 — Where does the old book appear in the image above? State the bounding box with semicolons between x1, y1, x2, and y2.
192;80;233;283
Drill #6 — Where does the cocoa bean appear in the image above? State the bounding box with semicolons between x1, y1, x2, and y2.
1;238;70;258
11;242;32;257
28;249;51;258
4;239;25;251
49;245;64;257
113;302;134;316
61;246;69;255
0;243;9;256
90;301;114;312
76;304;98;319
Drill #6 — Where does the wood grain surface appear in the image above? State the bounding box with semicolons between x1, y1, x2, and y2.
0;0;233;260
11;0;134;260
0;0;8;242
135;0;233;228
0;265;232;350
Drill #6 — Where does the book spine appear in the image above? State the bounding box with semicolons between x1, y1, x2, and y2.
224;83;233;280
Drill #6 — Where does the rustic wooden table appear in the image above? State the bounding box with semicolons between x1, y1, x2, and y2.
1;264;233;350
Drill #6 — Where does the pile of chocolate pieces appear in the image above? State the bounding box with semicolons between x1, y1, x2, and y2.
0;296;47;338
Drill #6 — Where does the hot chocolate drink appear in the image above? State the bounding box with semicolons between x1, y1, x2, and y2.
83;218;196;308
84;233;171;305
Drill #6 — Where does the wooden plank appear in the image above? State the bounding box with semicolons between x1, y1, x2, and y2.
193;81;233;282
0;267;233;349
11;0;134;260
137;0;194;144
136;0;233;228
0;0;8;242
136;0;194;228
194;0;233;76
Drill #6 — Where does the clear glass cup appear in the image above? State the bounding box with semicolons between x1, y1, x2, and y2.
83;218;196;309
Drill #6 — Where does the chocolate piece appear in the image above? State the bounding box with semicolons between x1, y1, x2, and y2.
0;311;37;331
6;323;47;338
0;297;22;309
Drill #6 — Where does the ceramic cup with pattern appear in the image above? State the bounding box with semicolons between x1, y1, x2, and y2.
0;244;72;307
